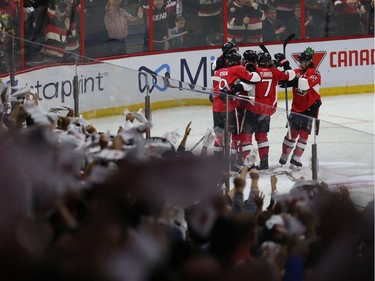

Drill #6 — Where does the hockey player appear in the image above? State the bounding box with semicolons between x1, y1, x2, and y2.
278;47;322;168
211;52;260;163
210;41;240;104
212;41;239;72
237;50;296;171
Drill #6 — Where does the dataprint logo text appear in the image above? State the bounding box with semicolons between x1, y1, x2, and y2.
30;73;105;103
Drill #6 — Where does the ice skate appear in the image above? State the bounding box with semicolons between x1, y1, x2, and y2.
279;154;289;166
289;158;302;171
256;156;269;173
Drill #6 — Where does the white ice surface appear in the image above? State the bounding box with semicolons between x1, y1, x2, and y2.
90;93;374;209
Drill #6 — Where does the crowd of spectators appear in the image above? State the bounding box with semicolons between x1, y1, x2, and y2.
1;0;373;65
0;81;373;281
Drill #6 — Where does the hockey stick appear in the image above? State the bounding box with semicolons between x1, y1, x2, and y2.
283;34;295;118
189;134;206;152
259;43;270;55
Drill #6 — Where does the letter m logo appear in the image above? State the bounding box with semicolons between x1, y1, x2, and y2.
180;57;208;88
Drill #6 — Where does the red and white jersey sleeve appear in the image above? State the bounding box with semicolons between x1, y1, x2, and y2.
212;65;260;112
292;68;322;113
243;67;294;115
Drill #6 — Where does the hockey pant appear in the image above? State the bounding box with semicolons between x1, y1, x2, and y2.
288;101;322;135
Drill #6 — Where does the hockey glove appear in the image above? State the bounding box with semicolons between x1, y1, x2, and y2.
283;63;292;71
272;60;278;68
274;53;290;68
245;62;257;73
278;77;299;88
289;77;299;88
209;94;214;103
231;83;245;93
218;89;228;99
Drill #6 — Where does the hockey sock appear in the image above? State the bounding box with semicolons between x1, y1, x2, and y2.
281;129;298;155
239;132;253;160
255;132;269;160
292;131;308;159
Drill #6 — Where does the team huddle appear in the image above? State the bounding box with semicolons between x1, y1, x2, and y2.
210;41;322;172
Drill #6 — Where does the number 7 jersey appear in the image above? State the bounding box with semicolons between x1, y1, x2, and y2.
242;66;295;116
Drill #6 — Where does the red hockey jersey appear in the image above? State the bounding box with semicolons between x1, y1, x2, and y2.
212;65;260;112
292;68;321;113
242;67;294;116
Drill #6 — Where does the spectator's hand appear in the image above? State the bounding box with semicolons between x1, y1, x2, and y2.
65;107;74;117
306;15;313;25
338;185;351;201
277;26;286;35
234;176;246;193
26;92;38;106
319;181;329;191
131;109;148;124
126;113;135;122
64;17;70;30
250;168;259;180
112;135;124;150
137;6;144;18
359;4;366;14
271;174;277;194
184;121;192;137
86;124;97;134
252;190;265;210
99;133;110;149
243;16;250;25
250;2;259;9
250;168;259;190
334;0;345;10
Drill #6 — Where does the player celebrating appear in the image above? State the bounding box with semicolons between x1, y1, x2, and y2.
212;41;239;71
211;52;260;163
236;50;296;171
278;47;322;169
